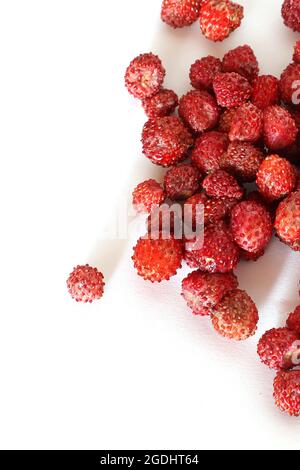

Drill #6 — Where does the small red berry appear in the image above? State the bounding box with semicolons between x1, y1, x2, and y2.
211;289;259;341
191;131;229;173
184;193;235;227
125;53;166;100
258;327;299;370
263;105;297;151
229;102;263;143
142;89;178;118
213;72;252;108
189;55;222;90
182;271;238;316
132;179;165;214
252;75;280;110
164;164;200;200
287;306;300;335
67;265;105;303
293;41;300;63
282;0;300;32
161;0;201;28
200;0;244;42
240;248;265;262
256;155;296;202
280;63;300;105
222;45;259;83
179;90;220;133
274;370;300;416
221;142;264;182
132;235;183;282
218;107;237;133
275;190;300;251
142;116;194;167
203;169;244;200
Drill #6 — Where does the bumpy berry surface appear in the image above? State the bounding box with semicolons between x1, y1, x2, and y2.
211;289;259;341
179;90;220;133
213;72;252;108
164;164;200;200
263;105;297;151
147;204;181;236
161;0;201;28
132;179;165;213
274;370;300;416
132;236;183;282
200;0;244;42
280;63;300;105
256;155;296;202
287;306;300;335
275;190;300;250
142;89;178;118
282;0;300;32
221;142;264;182
184;193;235;227
182;271;238;316
191;131;229;173
229;102;262;143
125;53;166;100
240;248;265;262
258;327;299;370
190;56;222;90
252;75;280;110
142;116;193;167
67;265;105;303
222;45;259;82
293;41;300;63
218;108;237;132
203;169;244;200
230;200;273;253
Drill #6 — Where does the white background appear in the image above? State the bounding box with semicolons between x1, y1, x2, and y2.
0;0;299;450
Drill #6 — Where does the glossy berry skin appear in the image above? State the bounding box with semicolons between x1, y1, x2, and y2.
282;0;300;32
274;370;300;416
258;327;299;370
132;235;183;282
256;155;296;202
263;106;297;151
218;108;237;133
293;41;300;63
191;131;229;173
287;306;300;335
185;222;240;273
184;192;235;227
280;63;300;105
240;248;265;262
132;179;165;214
164;164;200;200
275;190;300;251
142;116;194;167
182;271;238;316
230;200;273;253
190;56;222;90
179;90;220;134
125;53;165;100
221;142;264;182
203;169;244;200
213;72;252;108
67;265;105;303
142;89;178;118
222;45;259;83
211;289;259;341
200;0;244;42
161;0;201;28
252;75;280;110
229;102;263;143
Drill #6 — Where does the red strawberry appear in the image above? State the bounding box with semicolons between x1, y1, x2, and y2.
221;142;264;182
179;90;220;133
200;0;244;42
256;155;296;202
218;107;237;133
293;41;300;63
222;45;259;82
125;53;165;100
161;0;202;28
132;179;165;214
202;169;244;200
191;131;229;173
274;370;300;416
190;55;222;90
164;164;201;200
275;190;300;251
213;72;252;108
280;63;300;105
142;89;178;118
252;75;280;110
258;327;300;370
67;265;105;303
229;102;263;143
282;0;300;32
263;105;297;151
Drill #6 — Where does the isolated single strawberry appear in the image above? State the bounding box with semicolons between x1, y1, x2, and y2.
200;0;244;42
125;53;166;99
161;0;202;28
67;265;105;303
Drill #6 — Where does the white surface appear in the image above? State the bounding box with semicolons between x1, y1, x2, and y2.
0;0;299;450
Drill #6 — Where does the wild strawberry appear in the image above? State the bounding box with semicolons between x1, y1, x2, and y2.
202;169;244;200
200;0;244;42
275;190;300;251
179;90;220;133
229;102;263;143
274;370;300;416
211;289;259;341
189;55;222;90
218;107;237;132
132;235;183;282
213;72;252;108
182;271;238;316
142;89;178;118
125;53;166;100
161;0;202;28
263;105;297;151
240;248;265;262
251;75;280;110
191;131;229;173
132;179;165;213
184;193;235;227
221;142;264;182
67;265;105;303
222;45;259;83
282;0;300;32
230;200;273;253
258;327;299;370
164;164;200;200
280;63;300;105
256;155;296;202
142;116;194;167
185;221;240;273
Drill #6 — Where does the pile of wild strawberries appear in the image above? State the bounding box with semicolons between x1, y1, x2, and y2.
67;1;300;417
